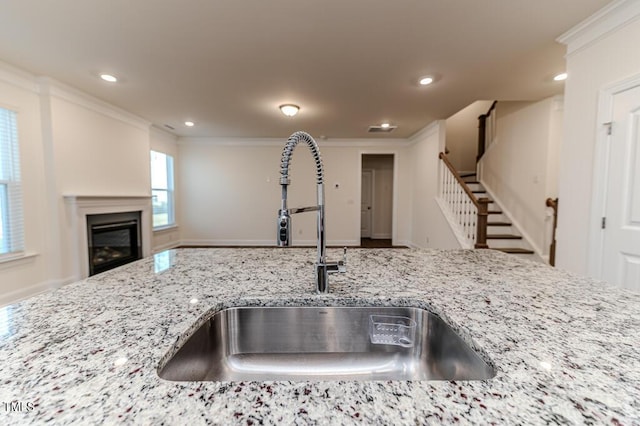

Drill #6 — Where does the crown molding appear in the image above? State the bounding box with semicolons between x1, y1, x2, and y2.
0;60;38;93
407;119;442;144
178;137;410;147
150;125;178;140
557;0;640;57
37;77;151;131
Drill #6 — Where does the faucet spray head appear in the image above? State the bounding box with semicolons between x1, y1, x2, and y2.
277;209;291;246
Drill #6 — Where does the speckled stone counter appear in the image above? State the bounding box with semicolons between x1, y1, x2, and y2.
1;248;639;424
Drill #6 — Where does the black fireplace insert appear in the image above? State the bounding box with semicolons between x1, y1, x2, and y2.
87;212;142;276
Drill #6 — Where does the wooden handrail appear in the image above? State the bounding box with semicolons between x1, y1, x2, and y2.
439;152;480;208
439;152;490;249
546;197;559;266
477;100;498;163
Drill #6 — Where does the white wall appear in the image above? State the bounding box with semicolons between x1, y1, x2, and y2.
478;97;562;257
557;2;640;275
0;64;154;305
177;139;414;247
362;155;393;239
150;126;180;252
0;57;532;303
409;121;460;249
45;82;151;281
0;64;50;305
445;100;494;172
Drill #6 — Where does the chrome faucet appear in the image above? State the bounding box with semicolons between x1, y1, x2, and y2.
277;131;347;293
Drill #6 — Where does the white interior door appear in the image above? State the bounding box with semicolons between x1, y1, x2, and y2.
602;84;640;291
361;170;373;238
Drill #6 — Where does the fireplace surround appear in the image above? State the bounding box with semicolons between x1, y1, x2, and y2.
64;196;152;280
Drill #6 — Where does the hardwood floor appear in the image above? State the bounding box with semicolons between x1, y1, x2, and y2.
359;238;406;248
179;239;408;249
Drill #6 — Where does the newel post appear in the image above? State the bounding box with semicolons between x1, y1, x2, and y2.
546;197;559;266
475;198;490;249
477;114;487;162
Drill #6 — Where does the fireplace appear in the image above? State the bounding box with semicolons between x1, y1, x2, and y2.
86;211;142;276
64;195;152;280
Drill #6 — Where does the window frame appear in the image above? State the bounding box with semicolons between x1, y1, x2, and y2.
0;107;24;258
150;150;175;230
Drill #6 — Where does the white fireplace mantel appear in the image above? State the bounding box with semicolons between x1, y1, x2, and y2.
64;195;153;280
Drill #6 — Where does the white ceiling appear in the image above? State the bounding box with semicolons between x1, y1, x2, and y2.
0;0;611;139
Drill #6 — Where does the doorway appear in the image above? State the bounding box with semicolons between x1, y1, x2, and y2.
361;154;394;247
598;83;640;291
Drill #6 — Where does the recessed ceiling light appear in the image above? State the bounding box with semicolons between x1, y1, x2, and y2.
279;104;300;117
554;73;568;81
184;121;195;127
419;76;434;86
380;122;391;128
100;74;118;83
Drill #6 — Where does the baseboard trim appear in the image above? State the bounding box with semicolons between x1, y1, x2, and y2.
403;241;421;249
153;241;182;253
178;239;360;247
370;234;392;239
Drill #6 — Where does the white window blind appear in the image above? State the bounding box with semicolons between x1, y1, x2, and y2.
0;107;24;256
150;150;175;229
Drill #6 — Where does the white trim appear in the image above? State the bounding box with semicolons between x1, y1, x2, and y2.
39;87;63;282
360;168;373;238
588;74;640;279
150;124;178;139
178;137;410;147
152;240;181;253
37;78;151;131
0;61;38;92
0;251;38;270
402;241;420;249
407;120;440;144
179;239;360;247
370;168;376;240
557;0;640;57
358;151;399;246
0;276;75;308
63;195;153;280
371;233;392;240
153;224;179;233
435;197;473;249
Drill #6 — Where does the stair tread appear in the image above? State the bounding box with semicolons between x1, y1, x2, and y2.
460;172;477;178
487;234;522;239
487;221;513;226
488;210;503;214
466;181;480;184
495;248;535;254
472;190;486;193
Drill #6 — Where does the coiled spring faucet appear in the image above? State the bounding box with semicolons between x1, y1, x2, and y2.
277;131;346;293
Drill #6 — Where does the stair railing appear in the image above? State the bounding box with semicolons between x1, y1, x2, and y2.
477;101;498;162
439;152;490;249
545;198;559;266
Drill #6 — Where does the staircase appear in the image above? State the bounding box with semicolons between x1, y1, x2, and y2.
460;172;536;258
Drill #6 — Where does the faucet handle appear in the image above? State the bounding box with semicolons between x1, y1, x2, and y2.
338;246;347;273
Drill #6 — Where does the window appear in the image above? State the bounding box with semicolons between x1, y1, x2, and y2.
0;107;24;256
150;150;175;229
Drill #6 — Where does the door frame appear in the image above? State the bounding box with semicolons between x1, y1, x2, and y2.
360;169;374;238
359;152;397;245
588;73;640;279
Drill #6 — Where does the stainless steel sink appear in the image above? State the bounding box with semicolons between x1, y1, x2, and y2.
158;306;495;381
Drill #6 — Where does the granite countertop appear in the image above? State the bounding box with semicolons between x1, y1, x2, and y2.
1;248;639;424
